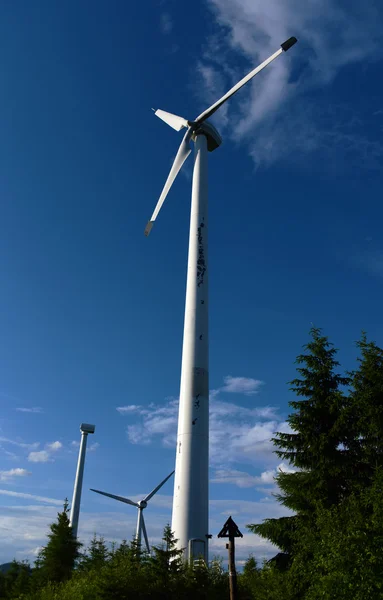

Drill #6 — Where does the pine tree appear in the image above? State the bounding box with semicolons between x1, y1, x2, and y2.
248;328;350;573
35;499;81;585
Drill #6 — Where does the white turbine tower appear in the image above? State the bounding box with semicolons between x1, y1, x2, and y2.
145;37;298;563
90;470;174;552
70;422;95;538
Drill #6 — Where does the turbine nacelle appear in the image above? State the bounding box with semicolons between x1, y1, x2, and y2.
145;37;297;236
138;500;148;509
191;121;222;152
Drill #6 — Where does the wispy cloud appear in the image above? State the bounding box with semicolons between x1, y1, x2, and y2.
0;489;62;505
0;493;292;565
0;468;31;482
118;375;287;465
160;12;173;35
218;375;264;396
116;405;147;415
195;0;383;170
16;407;43;414
0;437;40;450
88;442;100;452
211;462;296;488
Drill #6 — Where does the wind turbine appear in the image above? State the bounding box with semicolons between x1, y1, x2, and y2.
70;423;95;538
145;37;298;563
90;470;174;552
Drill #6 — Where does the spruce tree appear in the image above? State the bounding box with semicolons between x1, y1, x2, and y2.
150;524;185;594
342;335;383;489
35;499;81;585
79;535;109;571
248;328;350;571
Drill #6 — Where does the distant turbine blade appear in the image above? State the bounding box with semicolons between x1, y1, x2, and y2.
144;132;192;236
90;488;139;507
141;514;150;553
154;109;189;132
195;37;298;124
143;470;175;502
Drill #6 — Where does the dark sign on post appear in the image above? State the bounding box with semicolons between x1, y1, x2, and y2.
218;516;243;600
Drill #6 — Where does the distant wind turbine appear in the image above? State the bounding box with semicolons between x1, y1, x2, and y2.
90;470;174;552
144;37;298;563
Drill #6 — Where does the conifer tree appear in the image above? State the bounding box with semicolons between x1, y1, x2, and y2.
79;535;109;571
35;499;81;585
342;335;383;489
150;524;185;594
1;560;31;599
249;328;350;571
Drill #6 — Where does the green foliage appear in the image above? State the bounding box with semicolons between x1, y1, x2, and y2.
34;499;81;586
289;467;383;599
0;560;31;599
6;329;383;599
342;336;383;488
13;526;230;600
247;329;383;599
78;535;110;572
250;327;350;581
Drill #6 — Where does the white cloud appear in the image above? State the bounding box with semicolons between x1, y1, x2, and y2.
211;462;296;488
160;12;173;35
0;490;293;565
0;437;40;450
195;0;383;170
71;440;80;448
116;405;146;415
220;376;264;395
0;468;31;482
28;450;50;463
28;441;63;463
46;441;62;452
0;490;62;505
16;407;43;414
121;375;289;465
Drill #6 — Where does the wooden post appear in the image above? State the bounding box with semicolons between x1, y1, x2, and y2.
218;516;243;600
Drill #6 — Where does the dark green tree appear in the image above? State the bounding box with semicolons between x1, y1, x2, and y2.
239;556;258;600
150;524;184;590
249;328;350;576
0;560;31;599
292;466;383;600
34;499;81;585
342;335;383;490
79;535;110;572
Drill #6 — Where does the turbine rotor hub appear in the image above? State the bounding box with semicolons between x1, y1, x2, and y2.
190;120;222;152
138;500;147;509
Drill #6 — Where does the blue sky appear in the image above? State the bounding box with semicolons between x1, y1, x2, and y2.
0;0;383;565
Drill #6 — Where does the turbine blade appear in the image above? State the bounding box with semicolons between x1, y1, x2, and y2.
195;38;297;124
141;515;150;553
90;488;139;507
154;109;188;132
143;470;175;502
144;131;192;236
